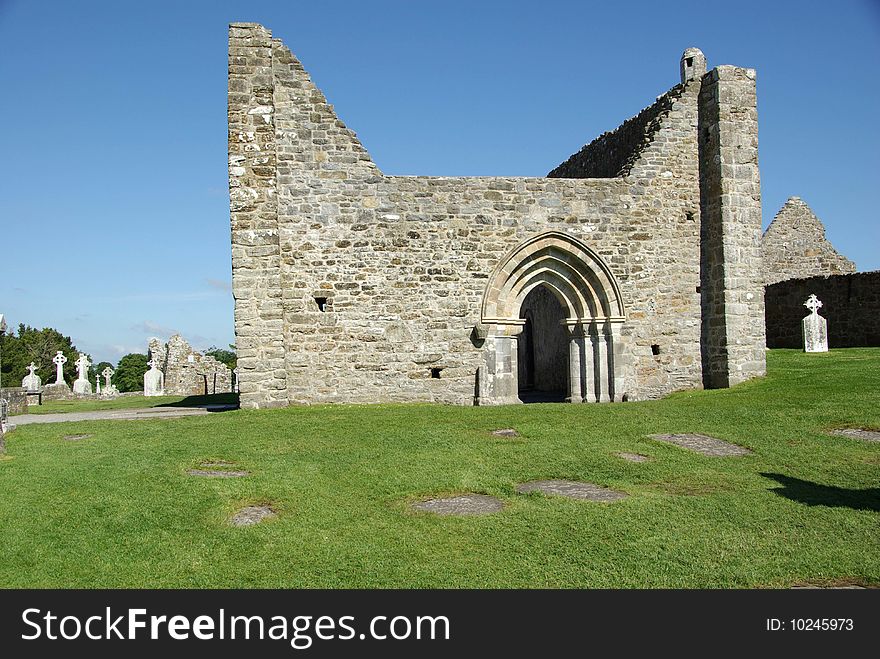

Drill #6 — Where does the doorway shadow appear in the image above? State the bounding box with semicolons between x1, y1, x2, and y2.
156;393;240;411
518;390;567;404
761;472;880;512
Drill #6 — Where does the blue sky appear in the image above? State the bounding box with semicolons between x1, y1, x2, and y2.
1;0;878;364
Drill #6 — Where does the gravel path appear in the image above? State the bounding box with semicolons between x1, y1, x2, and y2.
8;405;237;426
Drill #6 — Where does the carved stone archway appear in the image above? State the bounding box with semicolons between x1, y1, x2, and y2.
476;231;625;405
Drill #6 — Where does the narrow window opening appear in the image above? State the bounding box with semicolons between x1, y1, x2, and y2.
430;367;443;379
651;344;661;356
685;57;693;68
685;211;694;222
314;296;328;312
695;285;701;294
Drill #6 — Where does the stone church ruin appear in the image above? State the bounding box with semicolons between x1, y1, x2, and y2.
228;25;767;409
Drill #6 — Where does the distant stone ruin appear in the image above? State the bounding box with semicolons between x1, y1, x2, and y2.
762;197;855;286
147;334;232;396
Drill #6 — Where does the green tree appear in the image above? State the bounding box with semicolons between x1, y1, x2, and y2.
204;344;236;370
0;323;81;386
114;353;149;393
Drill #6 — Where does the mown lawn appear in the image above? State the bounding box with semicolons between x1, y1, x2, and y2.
17;393;239;415
0;349;877;588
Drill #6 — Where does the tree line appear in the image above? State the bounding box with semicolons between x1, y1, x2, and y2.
0;324;235;393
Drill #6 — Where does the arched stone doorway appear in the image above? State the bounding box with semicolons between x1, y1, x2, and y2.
517;285;569;402
476;231;626;405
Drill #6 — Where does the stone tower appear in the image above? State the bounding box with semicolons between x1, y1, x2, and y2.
228;24;766;408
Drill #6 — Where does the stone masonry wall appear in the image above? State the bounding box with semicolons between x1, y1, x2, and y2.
1;387;27;415
762;197;855;285
698;65;766;388
228;24;286;408
765;271;880;348
229;24;766;407
548;87;683;179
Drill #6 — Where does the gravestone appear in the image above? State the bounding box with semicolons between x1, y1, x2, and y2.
42;351;72;399
143;359;165;397
516;480;628;502
73;353;92;395
52;351;67;385
95;374;101;394
802;294;828;353
21;362;41;392
101;366;119;396
411;494;504;515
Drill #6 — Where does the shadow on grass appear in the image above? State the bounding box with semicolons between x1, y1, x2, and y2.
156;393;239;411
761;473;880;512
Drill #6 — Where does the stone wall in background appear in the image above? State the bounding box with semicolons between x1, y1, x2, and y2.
762;197;855;286
765;271;880;348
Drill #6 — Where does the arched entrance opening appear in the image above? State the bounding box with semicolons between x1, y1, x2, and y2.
517;285;568;402
476;231;626;406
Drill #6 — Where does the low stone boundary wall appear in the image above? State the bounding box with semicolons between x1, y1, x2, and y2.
765;271;880;348
1;387;28;415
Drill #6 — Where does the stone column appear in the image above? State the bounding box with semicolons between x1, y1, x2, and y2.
595;320;611;403
583;321;598;403
608;320;625;402
565;323;583;403
480;323;524;405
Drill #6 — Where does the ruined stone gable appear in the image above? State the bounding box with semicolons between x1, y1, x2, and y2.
762;197;856;286
228;25;766;408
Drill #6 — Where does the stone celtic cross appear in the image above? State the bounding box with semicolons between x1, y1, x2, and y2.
52;351;68;384
102;366;114;387
802;294;828;353
27;362;37;377
804;294;823;315
75;353;91;380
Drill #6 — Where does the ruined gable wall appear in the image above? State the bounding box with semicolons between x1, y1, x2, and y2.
762;197;856;286
254;25;707;406
547;86;684;178
230;25;776;407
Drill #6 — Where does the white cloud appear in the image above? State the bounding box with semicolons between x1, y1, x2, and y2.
206;278;233;292
131;320;178;337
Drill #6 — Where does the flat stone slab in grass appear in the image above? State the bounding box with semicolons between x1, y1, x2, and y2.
649;433;752;457
187;469;249;478
616;452;651;463
516;480;627;502
230;505;276;526
830;428;880;442
187;460;248;478
411;494;504;516
63;433;93;441
491;428;519;438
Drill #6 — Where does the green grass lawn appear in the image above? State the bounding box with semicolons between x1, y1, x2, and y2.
18;392;239;415
1;349;877;588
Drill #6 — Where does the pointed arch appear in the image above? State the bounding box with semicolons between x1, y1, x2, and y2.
481;231;625;324
476;231;626;406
